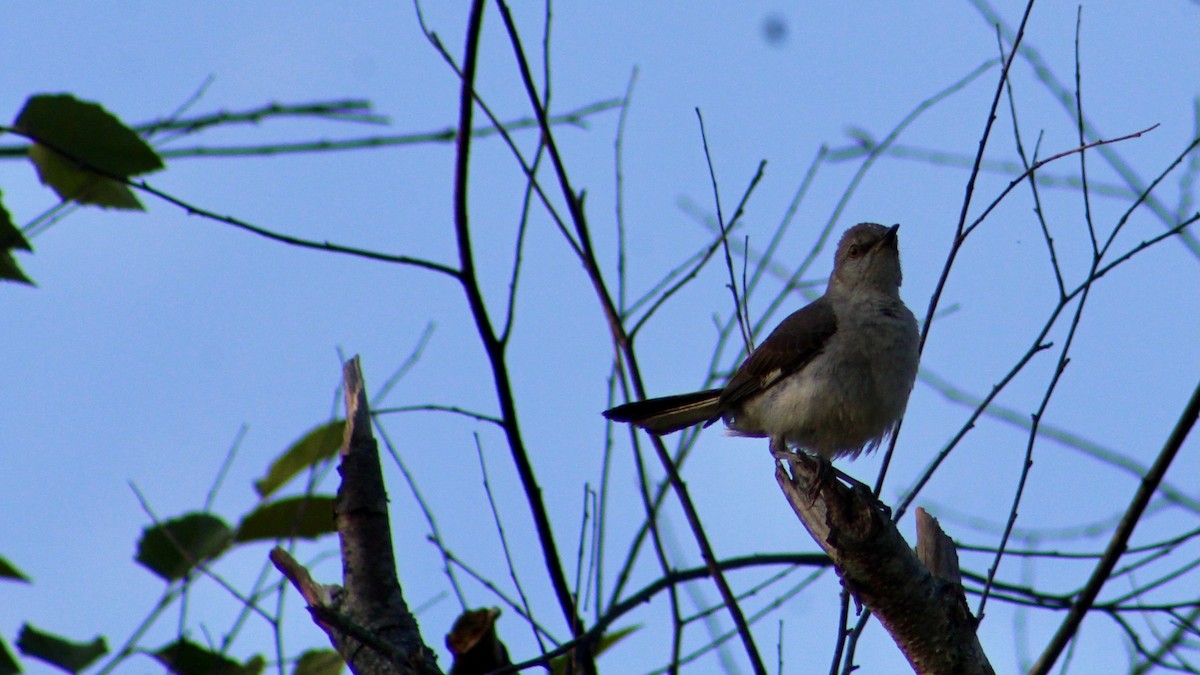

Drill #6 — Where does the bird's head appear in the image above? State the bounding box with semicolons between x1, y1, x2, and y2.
829;222;904;296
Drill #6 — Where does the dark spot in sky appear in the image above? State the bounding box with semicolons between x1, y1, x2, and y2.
762;13;788;46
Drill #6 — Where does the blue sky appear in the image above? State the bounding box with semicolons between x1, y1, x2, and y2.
3;2;1199;673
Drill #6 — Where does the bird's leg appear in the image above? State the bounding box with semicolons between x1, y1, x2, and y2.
771;441;871;507
768;439;833;503
808;457;833;505
769;438;820;498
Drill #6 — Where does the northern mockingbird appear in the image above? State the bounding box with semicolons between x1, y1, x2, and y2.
605;222;920;469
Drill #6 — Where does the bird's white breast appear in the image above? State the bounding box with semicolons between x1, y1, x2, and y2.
731;293;919;459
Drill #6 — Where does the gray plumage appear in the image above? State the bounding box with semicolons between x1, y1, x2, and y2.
604;222;920;461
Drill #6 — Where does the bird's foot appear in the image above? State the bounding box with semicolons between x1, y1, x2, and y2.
807;457;834;505
768;441;834;504
768;437;793;461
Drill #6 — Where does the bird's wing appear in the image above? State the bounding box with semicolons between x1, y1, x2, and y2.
716;296;839;412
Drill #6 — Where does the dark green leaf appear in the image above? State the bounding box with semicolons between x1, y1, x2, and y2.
550;625;639;675
26;143;143;209
14;94;162;209
135;512;232;581
0;195;30;251
0;196;34;285
254;420;345;498
152;639;263;675
16;624;107;673
235;495;336;543
0;555;31;583
15;94;163;177
293;649;343;675
0;251;35;285
0;638;20;675
595;624;639;655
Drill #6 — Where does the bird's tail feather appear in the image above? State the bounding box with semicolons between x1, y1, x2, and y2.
603;389;722;435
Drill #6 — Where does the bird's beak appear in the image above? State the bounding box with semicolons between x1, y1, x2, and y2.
882;223;900;248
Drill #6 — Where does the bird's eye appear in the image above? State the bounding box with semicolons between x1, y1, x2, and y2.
847;244;861;258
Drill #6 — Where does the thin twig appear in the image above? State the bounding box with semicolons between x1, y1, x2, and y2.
628;163;766;340
413;0;586;261
995;29;1065;298
2;124;463;278
450;3;594;670
441;548;560;645
475;434;548;655
695;108;753;353
493;1;766;670
496;554;830;675
1073;8;1099;256
968;0;1200;256
370;323;435;406
920;368;1200;513
979;17;1100;618
371;404;503;427
916;0;1037;360
1030;378;1200;674
204;425;249;512
374;422;469;610
838;10;1042;666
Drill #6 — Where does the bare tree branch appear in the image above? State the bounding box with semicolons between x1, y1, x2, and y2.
776;455;994;674
1031;377;1200;674
448;2;595;672
491;1;766;671
271;357;442;674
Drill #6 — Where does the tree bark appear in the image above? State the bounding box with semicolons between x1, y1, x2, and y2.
273;357;442;675
775;454;993;675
